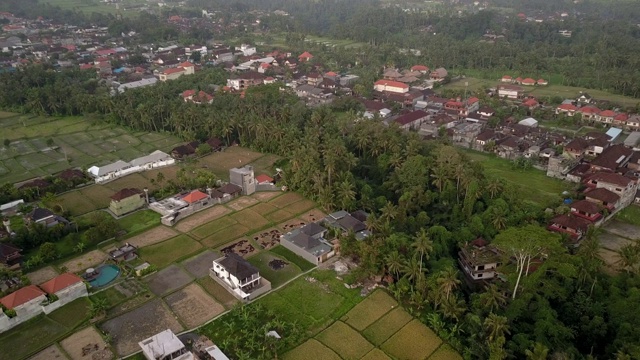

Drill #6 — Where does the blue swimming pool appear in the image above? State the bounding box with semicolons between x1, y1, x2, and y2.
89;264;120;287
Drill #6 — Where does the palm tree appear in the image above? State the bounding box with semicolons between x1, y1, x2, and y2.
484;313;510;343
485;179;503;199
436;267;461;302
525;342;549;360
403;256;424;287
337;179;356;211
616;243;640;275
439;294;466;321
380;201;397;224
490;207;508;231
431;166;448;193
412;229;433;273
385;250;404;278
479;284;507;312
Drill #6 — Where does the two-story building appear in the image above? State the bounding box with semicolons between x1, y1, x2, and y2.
584;187;621;212
497;84;523;99
584;172;638;207
139;329;196;360
373;80;409;94
547;214;592;242
393;110;429;130
458;238;501;282
210;253;271;302
570;200;603;223
109;188;145;216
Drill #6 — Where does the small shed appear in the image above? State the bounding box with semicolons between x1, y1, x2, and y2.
605;127;623;142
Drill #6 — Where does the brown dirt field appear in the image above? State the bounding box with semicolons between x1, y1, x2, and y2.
226;196;260;211
278;219;307;233
283;199;316;215
298;209;327;223
165;284;225;329
174;206;232;233
230;208;269;230
220;239;259;258
269;192;305;208
250;202;278;216
265;209;295;223
125;226;178;248
252;191;283;201
60;326;113;360
197;277;238;308
28;345;68;360
100;299;183;357
599;248;621;275
78;186;115;210
142;166;180;183
63;250;108;273
26;266;59;285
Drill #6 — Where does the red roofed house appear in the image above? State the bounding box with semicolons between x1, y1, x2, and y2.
584;171;638;207
514;77;523;84
159;67;185;81
374;80;409;94
182;190;211;208
501;75;512;83
570;200;603;222
255;174;274;185
298;51;313;62
613;113;629;128
521;97;539;109
79;63;94;70
584;187;620;212
521;78;536;86
183;90;213;104
597;110;617;124
40;273;88;309
556;103;578;116
109;188;145;216
548;214;592;242
578;106;601;121
537;79;548;86
430;68;448;81
411;65;429;74
0;285;46;331
177;61;195;74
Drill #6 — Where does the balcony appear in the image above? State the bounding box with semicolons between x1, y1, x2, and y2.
570;210;602;222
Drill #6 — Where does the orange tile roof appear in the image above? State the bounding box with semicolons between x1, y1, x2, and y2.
0;285;45;309
255;174;274;184
182;190;209;203
40;273;83;294
162;67;185;75
374;79;409;89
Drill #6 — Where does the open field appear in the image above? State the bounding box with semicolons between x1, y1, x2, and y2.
181;250;221;278
250;202;278;215
283;339;341;360
316;321;374;359
201;223;250;248
47;298;90;329
190;216;237;240
229;208;269;229
0;114;182;184
174;205;231;233
58;191;103;216
62;249;107;273
196;147;264;180
460;149;571;205
429;344;463;360
270;245;316;271
265;209;295;223
164;284;225;329
381;319;443;360
615;205;640;227
145;265;194;296
90;287;128;309
25;266;59;285
362;307;413;346
42;0;146;14
248;154;282;176
138;234;202;268
117;210;160;234
29;345;69;360
342;291;398;331
0;316;67;360
226;196;259;211
248;251;302;288
197;276;239;308
269;192;306;208
125;226;178;248
60;326;112;360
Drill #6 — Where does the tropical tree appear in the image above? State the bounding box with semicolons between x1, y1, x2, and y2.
385;250;404;278
412;229;433;273
484;313;510;343
436;267;461;302
525;342;549;360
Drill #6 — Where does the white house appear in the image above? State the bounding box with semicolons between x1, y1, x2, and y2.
518;117;538;127
210;253;270;301
458;239;501;281
0;285;47;333
139;329;195;360
235;44;256;56
497;84;523;99
130;150;175;170
374;79;409;94
88;160;135;183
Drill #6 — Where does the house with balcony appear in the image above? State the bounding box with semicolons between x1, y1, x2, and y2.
584;187;620;212
109;188;145;216
570;200;603;222
547;214;592;242
458;238;501;282
210;253;271;301
139;329;196;360
584;172;638;207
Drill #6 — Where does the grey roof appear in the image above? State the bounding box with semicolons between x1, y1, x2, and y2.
336;215;366;233
328;210;349;220
89;160;131;176
624;132;640;147
301;222;326;237
288;232;332;257
117;78;157;92
130;150;171;167
218;253;259;280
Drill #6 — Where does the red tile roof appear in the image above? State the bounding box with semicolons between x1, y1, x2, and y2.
585;188;620;204
182;89;196;98
394;110;428;126
537;79;547;83
586;171;634;187
178;61;194;68
255;174;274;184
325;71;338;77
501;75;512;79
550;214;591;232
374;79;409;89
570;200;602;215
599;110;616;117
182;190;209;203
614;113;629;121
0;285;46;309
162;67;185;75
557;103;578;111
298;51;313;60
579;106;601;114
411;65;429;72
40;273;83;294
521;78;536;85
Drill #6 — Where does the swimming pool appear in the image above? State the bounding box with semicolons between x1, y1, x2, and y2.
89;264;120;287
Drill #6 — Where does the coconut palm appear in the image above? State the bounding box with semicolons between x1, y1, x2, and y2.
412;229;433;273
436;267;461;302
479;283;508;312
525;342;549;360
616;243;640;275
385;250;404;278
484;313;510;343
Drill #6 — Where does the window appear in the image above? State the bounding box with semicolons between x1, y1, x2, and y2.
615;188;622;192
477;273;483;278
477;265;485;271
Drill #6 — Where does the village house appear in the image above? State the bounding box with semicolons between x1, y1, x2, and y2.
626;115;640;131
570;200;604;222
226;71;265;90
298;51;313;62
109;188;146;217
430;67;448;81
0;243;21;268
210;253;271;302
576;93;593;104
410;65;429;74
280;223;334;265
497;84;523;99
0;285;47;331
229;166;256;195
181;190;211;210
39;273;88;309
547;214;592;242
458;238;501;282
323;210;370;241
87;160;134;183
394;110;429;130
171;141;200;159
585;187;621;212
139;329;196;360
374;79;409;94
130;150;175;171
556;103;578;116
578;106;601;122
589;144;633;172
564;138;589;158
182;90;214;104
158;61;195;82
26;208;69;228
584;172;638;207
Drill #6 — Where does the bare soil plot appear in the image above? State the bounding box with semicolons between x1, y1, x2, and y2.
197;147;264;180
316;321;374;360
381;319;442;360
269;192;305;208
59;191;101;216
429;344;463;360
141;166;180;183
265;209;294;223
181;250;221;278
145;265;194;296
107;293;154;318
599;248;621;274
361;348;392;360
60;326;113;360
251;228;282;250
252;191;282;201
229;208;269;230
362;307;413;346
599;231;635;252
278;219;307;233
250;202;278;216
26;266;59;285
283;199;316;215
298;209;327;223
343;290;398;331
28;345;68;360
190;216;237;240
201;223;250;248
165;284;225;329
175;205;231;233
603;220;640;240
197;277;239;309
63;250;108;273
100;299;183;357
220;239;258;258
226;196;259;211
283;339;341;360
125;226;178;248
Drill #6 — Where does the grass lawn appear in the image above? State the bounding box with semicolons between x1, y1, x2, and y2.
342;290;398;331
381;319;442;360
269;192;305;208
190;216;237;240
58;190;99;216
460;149;571;205
0;316;67;360
283;339;341;360
196;147;264;180
229;208;269;230
202;223;250;248
315;321;374;359
429;344;464;360
362;307;413;346
90;287;129;309
79;186;115;210
248;154;282;177
270;245;316;272
47;297;90;329
104;173;153;193
247;251;302;288
615;205;640;226
139;234;203;268
117;210;160;234
196;277;239;308
265;209;294;223
250;202;278;216
362;348;392;360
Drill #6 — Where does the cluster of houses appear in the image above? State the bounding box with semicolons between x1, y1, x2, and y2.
500;75;548;86
87;150;175;184
0;273;87;333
